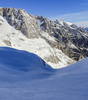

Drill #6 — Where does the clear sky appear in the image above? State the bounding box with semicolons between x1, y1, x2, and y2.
0;0;88;26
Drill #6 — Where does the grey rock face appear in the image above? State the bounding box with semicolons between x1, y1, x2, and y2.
44;55;60;64
3;40;11;46
0;8;41;38
37;16;88;61
0;8;3;16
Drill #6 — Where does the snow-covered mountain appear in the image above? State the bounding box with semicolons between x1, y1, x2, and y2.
83;27;88;31
0;47;88;100
0;15;73;68
55;19;73;26
36;15;88;61
0;7;88;68
0;7;88;100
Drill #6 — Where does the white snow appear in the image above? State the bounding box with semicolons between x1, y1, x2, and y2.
0;15;74;68
0;47;88;100
55;20;76;30
56;19;73;26
69;44;78;49
66;21;73;26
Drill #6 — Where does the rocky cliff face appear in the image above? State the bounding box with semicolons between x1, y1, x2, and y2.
0;7;88;66
36;16;88;61
0;8;42;38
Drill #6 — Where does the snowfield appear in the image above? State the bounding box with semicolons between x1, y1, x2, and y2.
0;47;88;100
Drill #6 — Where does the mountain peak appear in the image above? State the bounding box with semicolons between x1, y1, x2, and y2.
55;19;73;26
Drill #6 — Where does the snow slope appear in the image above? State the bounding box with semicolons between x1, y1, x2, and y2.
0;47;88;100
0;15;74;68
55;19;73;27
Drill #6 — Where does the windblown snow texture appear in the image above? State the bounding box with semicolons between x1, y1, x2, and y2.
0;47;88;100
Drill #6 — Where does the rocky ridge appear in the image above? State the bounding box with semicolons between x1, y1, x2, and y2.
36;16;88;61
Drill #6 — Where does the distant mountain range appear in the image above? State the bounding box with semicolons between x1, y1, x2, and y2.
83;27;88;31
0;7;88;68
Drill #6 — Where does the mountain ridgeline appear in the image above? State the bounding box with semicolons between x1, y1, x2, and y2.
0;7;88;68
84;27;88;32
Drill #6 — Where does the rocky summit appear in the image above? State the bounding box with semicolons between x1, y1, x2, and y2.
0;7;88;68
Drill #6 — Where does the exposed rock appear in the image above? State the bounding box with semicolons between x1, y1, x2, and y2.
44;55;60;64
37;16;88;61
3;40;11;46
19;38;25;41
0;8;3;16
0;8;41;38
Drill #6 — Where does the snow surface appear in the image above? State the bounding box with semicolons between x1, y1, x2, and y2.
0;15;74;68
56;19;73;26
55;20;77;30
0;47;88;100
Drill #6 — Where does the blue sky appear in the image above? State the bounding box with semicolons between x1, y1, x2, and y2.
0;0;88;26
